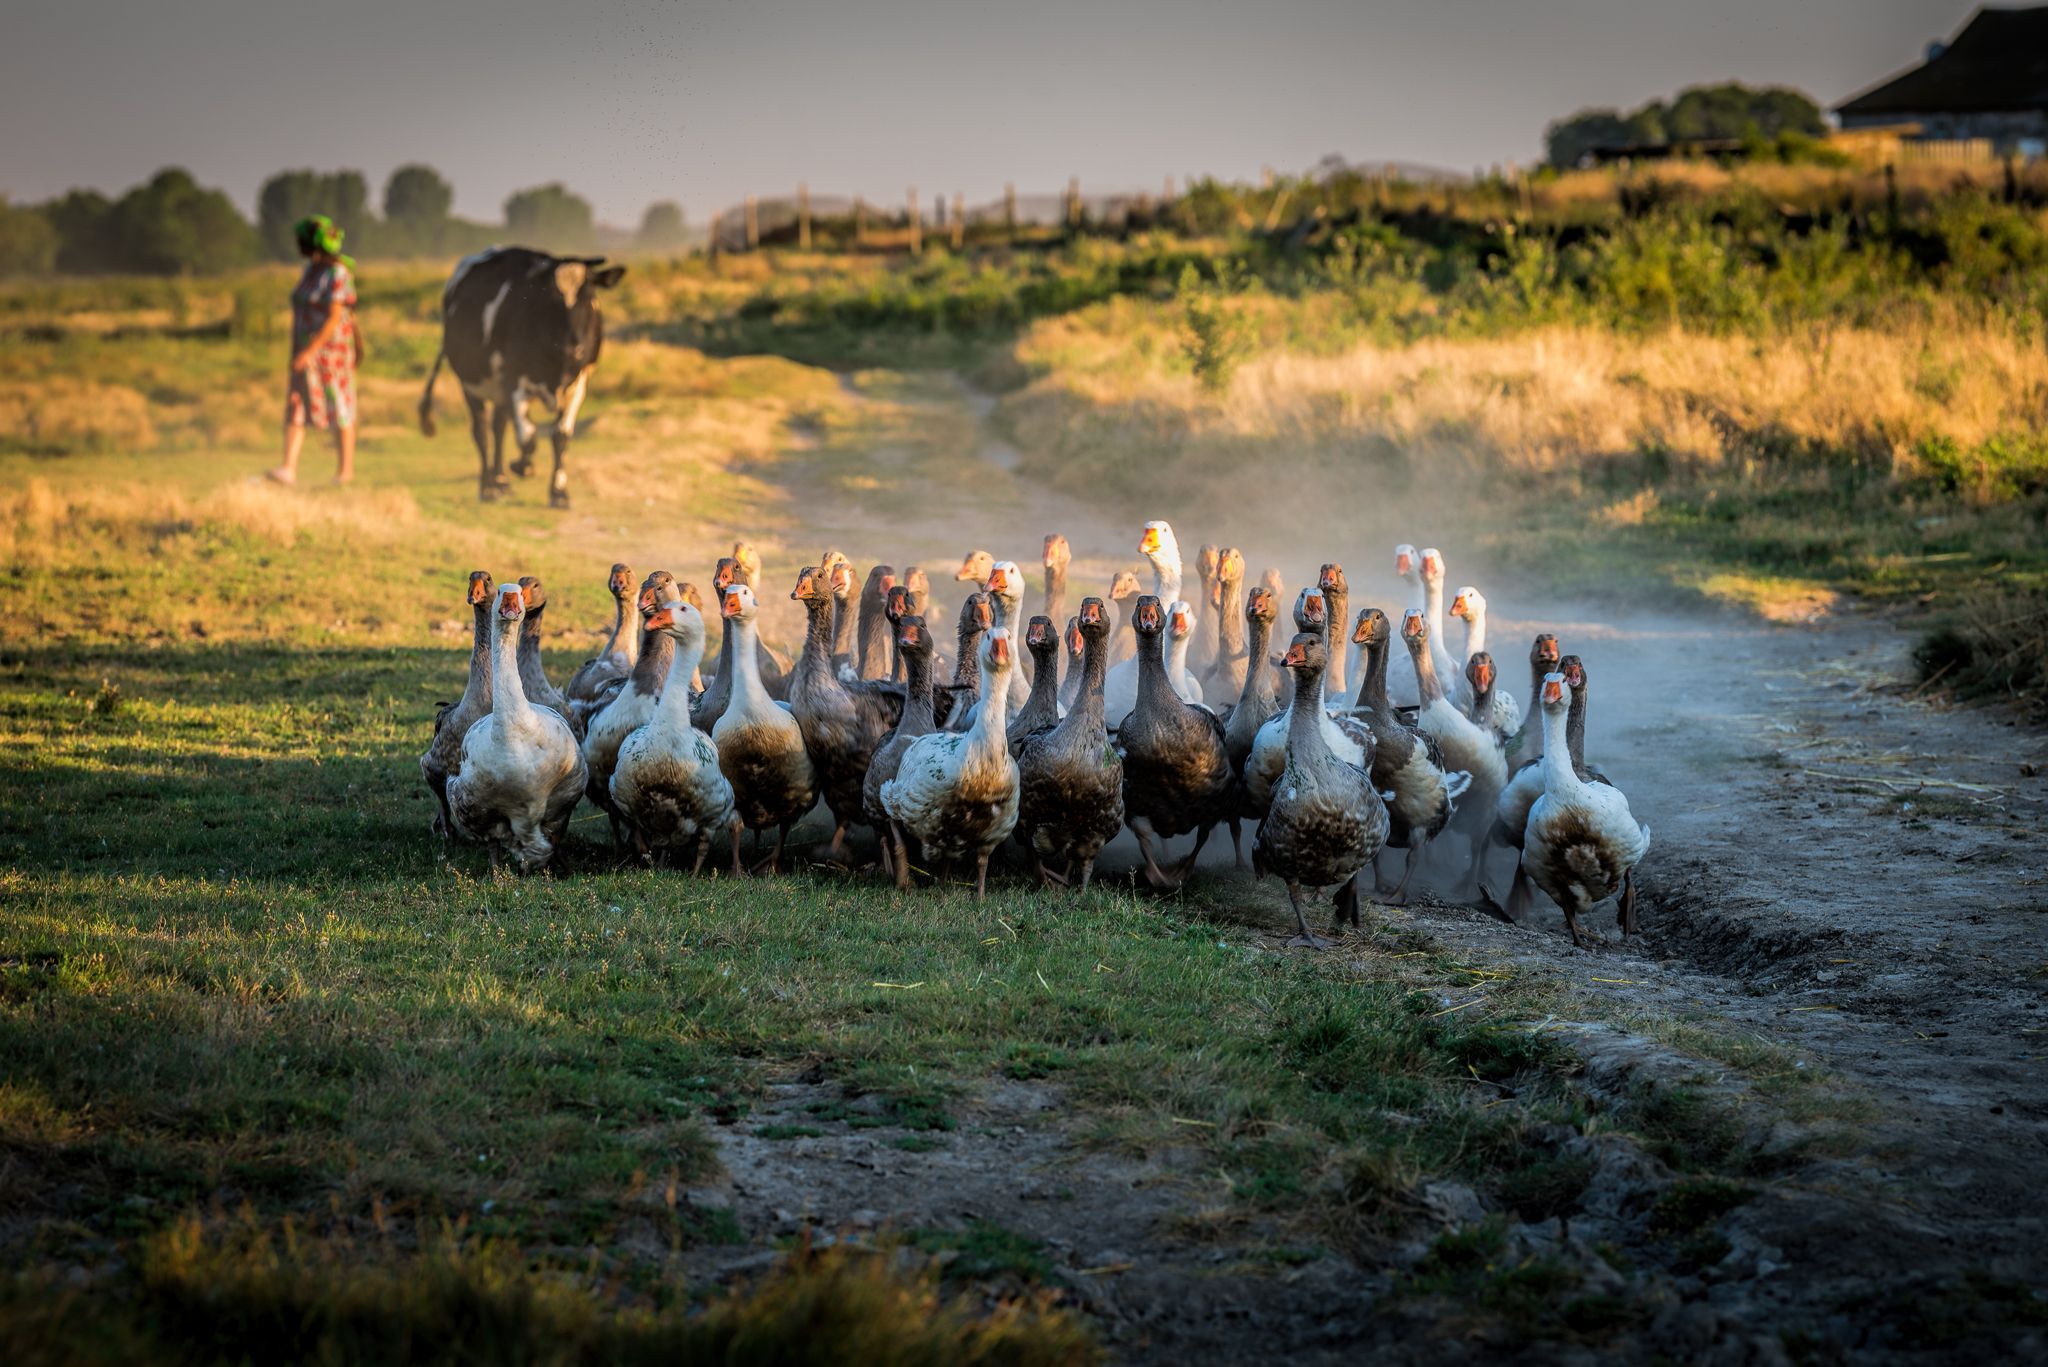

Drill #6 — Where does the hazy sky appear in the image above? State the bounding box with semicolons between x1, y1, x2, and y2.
2;0;1977;226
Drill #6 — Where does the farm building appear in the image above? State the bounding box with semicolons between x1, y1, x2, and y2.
1834;6;2048;157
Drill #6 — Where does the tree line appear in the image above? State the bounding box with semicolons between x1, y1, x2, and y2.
1545;82;1829;170
0;165;689;277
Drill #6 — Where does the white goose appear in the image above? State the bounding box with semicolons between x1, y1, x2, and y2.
448;582;587;872
881;627;1021;900
1384;544;1427;707
1449;586;1522;738
1522;671;1650;947
983;560;1033;708
711;584;818;875
1402;608;1508;817
1101;520;1186;726
610;598;737;872
1162;599;1206;707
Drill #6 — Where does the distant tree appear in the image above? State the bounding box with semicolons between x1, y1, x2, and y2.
384;164;454;225
108;168;257;275
43;190;121;273
256;169;372;261
636;200;687;251
1545;84;1825;167
0;197;57;277
504;183;594;251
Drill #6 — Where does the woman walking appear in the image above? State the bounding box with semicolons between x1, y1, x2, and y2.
267;214;362;485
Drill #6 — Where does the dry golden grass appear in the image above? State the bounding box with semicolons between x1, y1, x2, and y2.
1533;160;2048;217
0;378;158;451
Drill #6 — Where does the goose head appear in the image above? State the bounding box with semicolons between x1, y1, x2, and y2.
1531;633;1562;672
790;565;831;606
1352;606;1389;648
864;565;897;602
1196;543;1221;583
494;581;526;625
885;583;914;626
828;560;855;604
903;566;930;613
1258;567;1286;600
729;541;760;587
1400;608;1430;654
1318;563;1348;599
1419;548;1446;588
955;549;995;584
712;556;740;594
1540;670;1569;713
1132;594;1166;638
1282;631;1326;676
896;614;932;659
1559;654;1587;692
465;570;494;607
1466;650;1496;699
517;575;547;614
1064;617;1085;667
1294;587;1327;633
985;560;1024;609
1450;586;1485;622
1077;595;1110;641
605;563;633;600
1042;534;1071;573
1245;584;1278;626
1108;569;1142;602
644;597;706;653
637;570;675;616
1025;614;1058;661
676;582;705;613
983;626;1015;681
1137;520;1180;574
958;591;994;636
1393;544;1419;586
1167;600;1196;644
721;583;758;624
1214;548;1246;600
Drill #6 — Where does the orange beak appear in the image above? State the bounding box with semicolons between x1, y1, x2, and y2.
1139;528;1160;554
1451;593;1469;616
880;573;896;592
1395;552;1412;575
990;636;1011;668
722;591;743;618
645;607;675;631
1542;676;1564;705
988;567;1008;593
1283;642;1309;667
497;592;522;620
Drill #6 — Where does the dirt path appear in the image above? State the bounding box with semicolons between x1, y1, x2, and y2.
688;368;2048;1359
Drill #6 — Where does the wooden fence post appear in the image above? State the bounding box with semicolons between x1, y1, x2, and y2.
1004;182;1017;242
908;187;922;255
798;183;811;250
854;196;866;249
951;193;965;249
744;195;759;250
1066;176;1081;235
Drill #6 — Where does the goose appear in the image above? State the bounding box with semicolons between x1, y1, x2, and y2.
691;556;745;732
447;582;587;872
1118;594;1234;889
1316;564;1351;701
514;576;575;732
1491;654;1610;920
1100;521;1186;716
1418;548;1462;699
711;583;817;874
421;570;496;839
1058;616;1086;712
902;565;937;677
818;550;858;680
673;581;709;693
728;540;793;699
954;548;995;589
1200;548;1248;705
1522;670;1649;946
581;573;677;853
1041;535;1071;670
1402;609;1508;893
1244;589;1371;814
884;582;915;683
855;564;897;681
789;564;906;864
610;598;737;872
1450;586;1521;735
881;627;1021;899
1220;583;1283;868
1163;600;1207;707
1258;567;1286;602
564;563;637;706
1016;596;1124;891
1007;616;1064;750
1385;544;1426;707
1351;607;1467;903
1254;632;1389;948
1507;633;1562;765
1192;543;1222;678
944;591;994;732
983;560;1034;708
1104;569;1142;670
863;613;939;881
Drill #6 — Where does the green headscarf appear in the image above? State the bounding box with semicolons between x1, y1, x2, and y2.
292;215;355;271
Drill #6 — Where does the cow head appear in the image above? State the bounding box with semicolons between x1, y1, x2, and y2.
550;256;626;371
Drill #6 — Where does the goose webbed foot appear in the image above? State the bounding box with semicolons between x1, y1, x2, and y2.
817;821;853;867
1563;906;1599;949
1388;842;1426;905
1167;824;1215;884
1131;819;1181;890
1034;859;1069;889
1284;883;1332;950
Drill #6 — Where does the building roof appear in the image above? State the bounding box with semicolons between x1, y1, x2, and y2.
1835;7;2048;117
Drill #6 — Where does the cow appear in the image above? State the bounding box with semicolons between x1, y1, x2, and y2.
417;246;625;507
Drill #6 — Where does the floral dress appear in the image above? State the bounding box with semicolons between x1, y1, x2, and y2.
287;260;357;429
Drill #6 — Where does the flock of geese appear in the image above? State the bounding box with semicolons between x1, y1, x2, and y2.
420;522;1650;948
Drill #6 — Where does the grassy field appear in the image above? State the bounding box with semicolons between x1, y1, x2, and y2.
3;178;2043;1352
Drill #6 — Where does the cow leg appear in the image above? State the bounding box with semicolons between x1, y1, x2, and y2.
546;369;590;510
487;404;513;498
464;395;496;501
508;395;538;478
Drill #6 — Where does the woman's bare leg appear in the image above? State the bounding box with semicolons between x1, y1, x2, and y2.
333;423;356;483
269;417;306;484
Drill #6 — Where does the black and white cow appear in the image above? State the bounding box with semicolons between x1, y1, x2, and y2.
418;246;625;507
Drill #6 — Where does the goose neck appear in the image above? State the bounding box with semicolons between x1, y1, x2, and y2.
489;614;530;720
1235;612;1273;714
727;616;771;713
657;635;706;726
1540;704;1585;797
799;596;839;684
900;646;936;731
1411;633;1447;704
1565;684;1590;772
461;600;493;709
1286;664;1331;756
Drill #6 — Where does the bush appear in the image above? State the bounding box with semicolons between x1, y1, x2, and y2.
1177;263;1251;393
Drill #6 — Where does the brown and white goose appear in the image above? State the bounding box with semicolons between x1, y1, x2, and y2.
564;563;637;706
515;576;575;731
1449;585;1519;734
789;564;906;864
582;573;677;853
1351;607;1467;902
881;627;1021;899
1403;609;1507;817
1521;669;1649;946
1200;548;1249;705
421;570;495;839
727;541;793;699
711;583;817;874
943;592;994;733
1017;596;1123;891
1007;615;1064;749
863;613;939;881
447;582;587;872
1220;583;1283;868
1490;654;1610;919
1254;632;1389;948
1118;594;1234;889
610;598;737;872
1244;589;1371;814
1506;633;1562;766
983;560;1034;708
